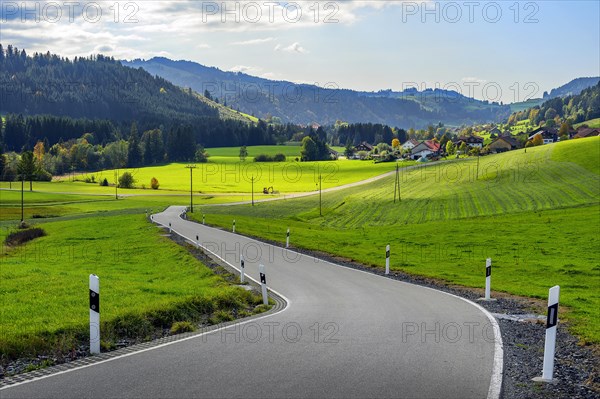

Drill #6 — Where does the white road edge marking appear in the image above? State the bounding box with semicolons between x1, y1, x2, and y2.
169;210;503;399
0;216;291;391
3;209;503;399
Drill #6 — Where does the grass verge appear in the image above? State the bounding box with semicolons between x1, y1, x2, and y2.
0;214;268;367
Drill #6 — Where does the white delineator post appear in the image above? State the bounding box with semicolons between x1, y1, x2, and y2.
202;214;205;225
196;235;199;246
240;255;245;283
485;258;492;300
286;228;290;248
259;264;268;305
385;244;390;275
233;220;236;233
89;274;100;355
534;285;560;382
169;222;172;233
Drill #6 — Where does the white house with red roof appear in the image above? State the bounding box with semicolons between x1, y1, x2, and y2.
410;140;441;160
401;138;420;151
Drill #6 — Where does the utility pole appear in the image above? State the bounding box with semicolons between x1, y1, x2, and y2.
393;163;401;203
319;173;322;217
476;153;480;180
185;165;197;213
251;175;254;206
114;169;118;200
21;177;24;223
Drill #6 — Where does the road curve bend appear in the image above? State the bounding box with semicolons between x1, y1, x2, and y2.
2;206;502;399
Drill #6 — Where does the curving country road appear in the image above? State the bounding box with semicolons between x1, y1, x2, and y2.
2;206;502;399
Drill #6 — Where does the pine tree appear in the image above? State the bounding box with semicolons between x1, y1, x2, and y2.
127;122;143;167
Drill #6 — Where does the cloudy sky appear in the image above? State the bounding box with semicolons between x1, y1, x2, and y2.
1;1;598;103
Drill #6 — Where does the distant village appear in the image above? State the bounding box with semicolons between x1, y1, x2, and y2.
341;124;599;162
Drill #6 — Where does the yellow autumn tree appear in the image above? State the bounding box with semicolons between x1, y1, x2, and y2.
391;138;400;148
33;141;45;162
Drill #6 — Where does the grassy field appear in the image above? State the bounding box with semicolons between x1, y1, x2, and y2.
49;157;410;194
193;137;600;343
574;118;600;129
0;189;262;222
0;214;267;361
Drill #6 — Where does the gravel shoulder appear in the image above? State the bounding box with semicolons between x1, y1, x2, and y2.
232;231;600;399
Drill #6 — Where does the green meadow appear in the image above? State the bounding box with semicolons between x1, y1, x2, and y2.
574;118;600;129
1;138;598;363
193;138;600;343
47;150;408;194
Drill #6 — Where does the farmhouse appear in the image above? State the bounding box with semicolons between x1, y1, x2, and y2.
573;127;600;139
453;135;484;148
411;140;441;160
528;129;558;144
488;136;519;153
354;142;374;152
401;138;420;151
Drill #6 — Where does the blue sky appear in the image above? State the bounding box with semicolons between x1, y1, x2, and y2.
1;1;598;103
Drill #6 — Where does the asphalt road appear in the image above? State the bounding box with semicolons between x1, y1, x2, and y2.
2;206;502;399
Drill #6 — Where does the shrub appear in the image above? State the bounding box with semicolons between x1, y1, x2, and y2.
4;227;46;246
254;153;271;162
195;146;209;163
209;309;234;324
36;169;52;182
272;153;286;162
118;172;135;189
170;321;196;334
150;177;159;190
254;153;286;162
100;178;109;186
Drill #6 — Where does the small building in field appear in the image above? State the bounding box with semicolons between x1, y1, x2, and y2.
354;142;374;152
488;136;519;153
401;138;420;151
410;140;441;160
573;127;600;139
453;135;484;148
528;129;558;144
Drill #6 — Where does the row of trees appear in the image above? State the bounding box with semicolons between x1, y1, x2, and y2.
508;83;600;127
0;146;51;189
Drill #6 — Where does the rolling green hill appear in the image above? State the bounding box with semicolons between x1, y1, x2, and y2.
195;137;600;343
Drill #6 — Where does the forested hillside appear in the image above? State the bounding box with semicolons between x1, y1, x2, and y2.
124;57;512;128
509;82;600;126
0;45;299;149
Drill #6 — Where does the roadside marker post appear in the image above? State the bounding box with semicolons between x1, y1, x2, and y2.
485;258;492;300
169;222;172;233
286;228;290;248
385;244;390;275
196;235;199;246
233;220;236;233
534;285;560;383
259;264;268;305
202;214;205;225
240;255;245;283
89;274;100;355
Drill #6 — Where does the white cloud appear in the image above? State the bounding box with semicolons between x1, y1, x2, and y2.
196;43;211;49
275;42;308;54
230;37;274;46
229;65;262;74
